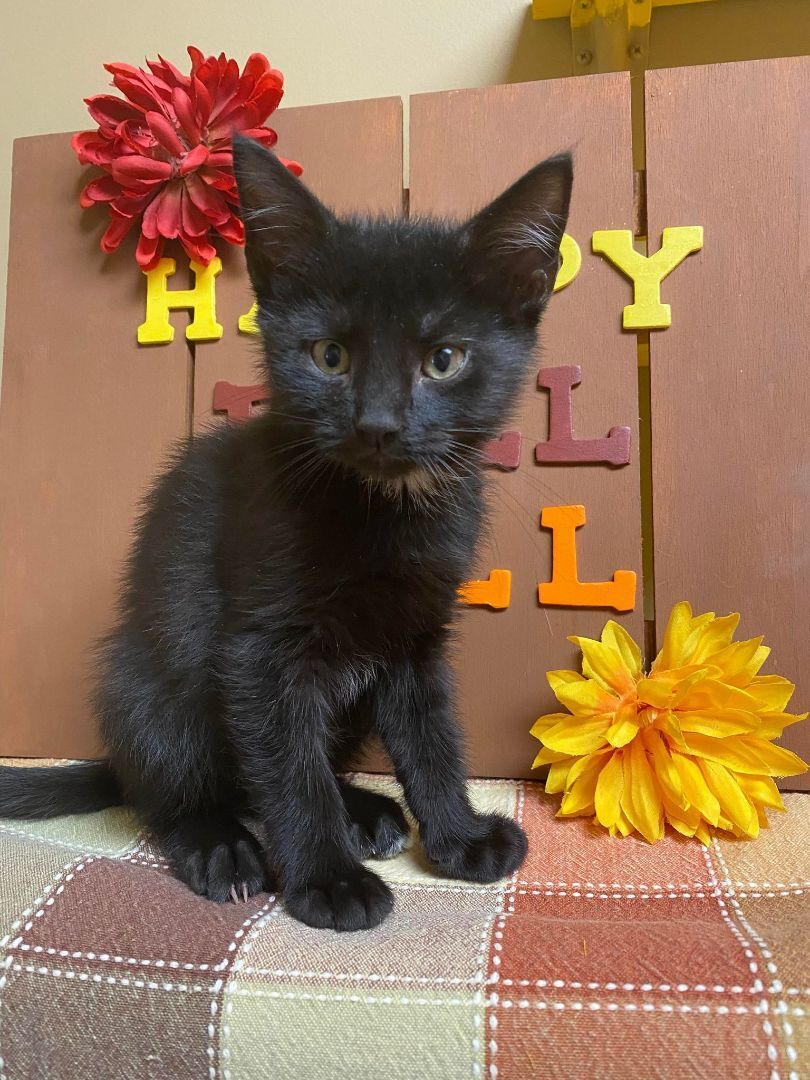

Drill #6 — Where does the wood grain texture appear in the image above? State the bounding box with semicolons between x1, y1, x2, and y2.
192;97;404;431
0;135;190;757
646;57;810;790
409;76;643;779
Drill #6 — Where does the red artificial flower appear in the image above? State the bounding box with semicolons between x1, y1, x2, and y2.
72;46;302;270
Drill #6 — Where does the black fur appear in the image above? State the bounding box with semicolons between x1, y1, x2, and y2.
0;139;572;931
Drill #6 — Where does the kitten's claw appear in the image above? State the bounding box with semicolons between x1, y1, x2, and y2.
230;885;239;903
241;882;249;903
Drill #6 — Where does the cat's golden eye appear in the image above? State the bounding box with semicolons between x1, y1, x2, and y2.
422;345;466;381
312;339;350;375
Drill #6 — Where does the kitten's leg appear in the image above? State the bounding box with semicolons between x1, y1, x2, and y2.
330;707;410;860
373;649;528;883
339;780;410;860
157;813;270;903
223;641;394;931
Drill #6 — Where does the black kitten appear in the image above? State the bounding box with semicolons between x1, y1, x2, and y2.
0;138;572;931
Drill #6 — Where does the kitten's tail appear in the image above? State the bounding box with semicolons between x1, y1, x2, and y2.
0;762;122;819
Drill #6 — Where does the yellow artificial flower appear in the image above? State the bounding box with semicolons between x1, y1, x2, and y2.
530;602;808;844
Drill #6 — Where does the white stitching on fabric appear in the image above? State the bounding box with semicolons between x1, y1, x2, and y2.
8;962;208;992
211;900;277;1080
712;841;799;1080
702;845;781;1079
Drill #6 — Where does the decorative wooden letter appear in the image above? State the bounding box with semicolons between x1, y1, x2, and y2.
238;302;260;335
534;366;630;465
213;381;270;422
138;257;223;345
482;431;522;470
459;570;511;610
539;505;636;611
553;233;581;293
591;226;703;329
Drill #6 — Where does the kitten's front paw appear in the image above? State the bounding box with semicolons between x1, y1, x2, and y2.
285;865;394;931
427;814;528;884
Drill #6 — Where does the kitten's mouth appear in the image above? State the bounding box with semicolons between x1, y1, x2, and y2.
348;452;417;483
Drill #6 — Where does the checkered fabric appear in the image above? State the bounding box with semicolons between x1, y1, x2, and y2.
0;775;808;1079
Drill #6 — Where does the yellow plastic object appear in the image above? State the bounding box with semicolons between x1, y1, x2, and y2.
137;257;224;345
238;302;260;335
530;601;808;844
538;505;636;612
553;233;581;293
532;0;716;20
459;569;511;610
591;226;703;330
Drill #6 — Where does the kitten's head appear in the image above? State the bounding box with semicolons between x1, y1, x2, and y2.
232;136;572;492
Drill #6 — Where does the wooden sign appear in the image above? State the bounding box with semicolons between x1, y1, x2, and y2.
0;60;807;787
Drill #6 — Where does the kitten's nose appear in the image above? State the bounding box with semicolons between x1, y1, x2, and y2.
354;414;401;452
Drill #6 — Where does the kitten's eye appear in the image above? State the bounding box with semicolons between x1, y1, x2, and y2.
422;345;466;381
312;339;350;375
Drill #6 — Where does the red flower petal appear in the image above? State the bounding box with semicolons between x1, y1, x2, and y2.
278;156;304;177
72;130;116;166
136;232;163;270
180;233;217;267
199;167;236;192
172;87;201;144
85;94;143;127
243;53;271;82
179;144;209;175
185;172;230;223
216;211;245;245
238;127;278;148
100;211;135;253
80;175;121;207
180;186;211;236
191;76;213;124
108;71;166;112
111;156;173;183
187;45;206;73
145;111;185;157
156;181;183;239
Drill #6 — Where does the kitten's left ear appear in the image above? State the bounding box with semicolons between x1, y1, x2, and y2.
463;153;573;324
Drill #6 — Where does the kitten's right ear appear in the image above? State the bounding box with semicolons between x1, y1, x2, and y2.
232;135;334;288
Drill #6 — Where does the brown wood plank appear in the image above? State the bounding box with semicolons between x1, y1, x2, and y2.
409;76;643;779
646;57;810;790
192;97;404;429
0;134;190;758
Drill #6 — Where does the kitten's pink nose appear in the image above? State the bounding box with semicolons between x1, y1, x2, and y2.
354;415;401;452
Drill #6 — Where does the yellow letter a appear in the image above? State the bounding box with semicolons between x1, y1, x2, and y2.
138;257;224;345
591;226;703;330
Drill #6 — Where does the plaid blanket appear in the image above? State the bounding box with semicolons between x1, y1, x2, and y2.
0;774;807;1079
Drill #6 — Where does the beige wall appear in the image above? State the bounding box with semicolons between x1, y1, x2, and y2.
1;0;807;379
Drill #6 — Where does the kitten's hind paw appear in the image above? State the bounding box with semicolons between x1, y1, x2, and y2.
341;782;410;860
285;865;394;931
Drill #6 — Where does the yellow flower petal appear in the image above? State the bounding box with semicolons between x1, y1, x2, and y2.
683;732;808;777
621;739;664;843
601;620;642;678
661;791;701;836
688;612;740;663
698;759;758;837
671;751;721;826
677;710;760;737
594;751;624;829
736;774;785;813
706;637;768;686
541;714;612;756
545;759;576;794
558;755;603;817
678;679;759;712
656;710;688;749
642;728;686;807
569;636;636;695
746;675;796;713
756;711;809;740
551;678;619;718
694;821;712;845
653;600;696;671
530;713;572;740
531;746;572;768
